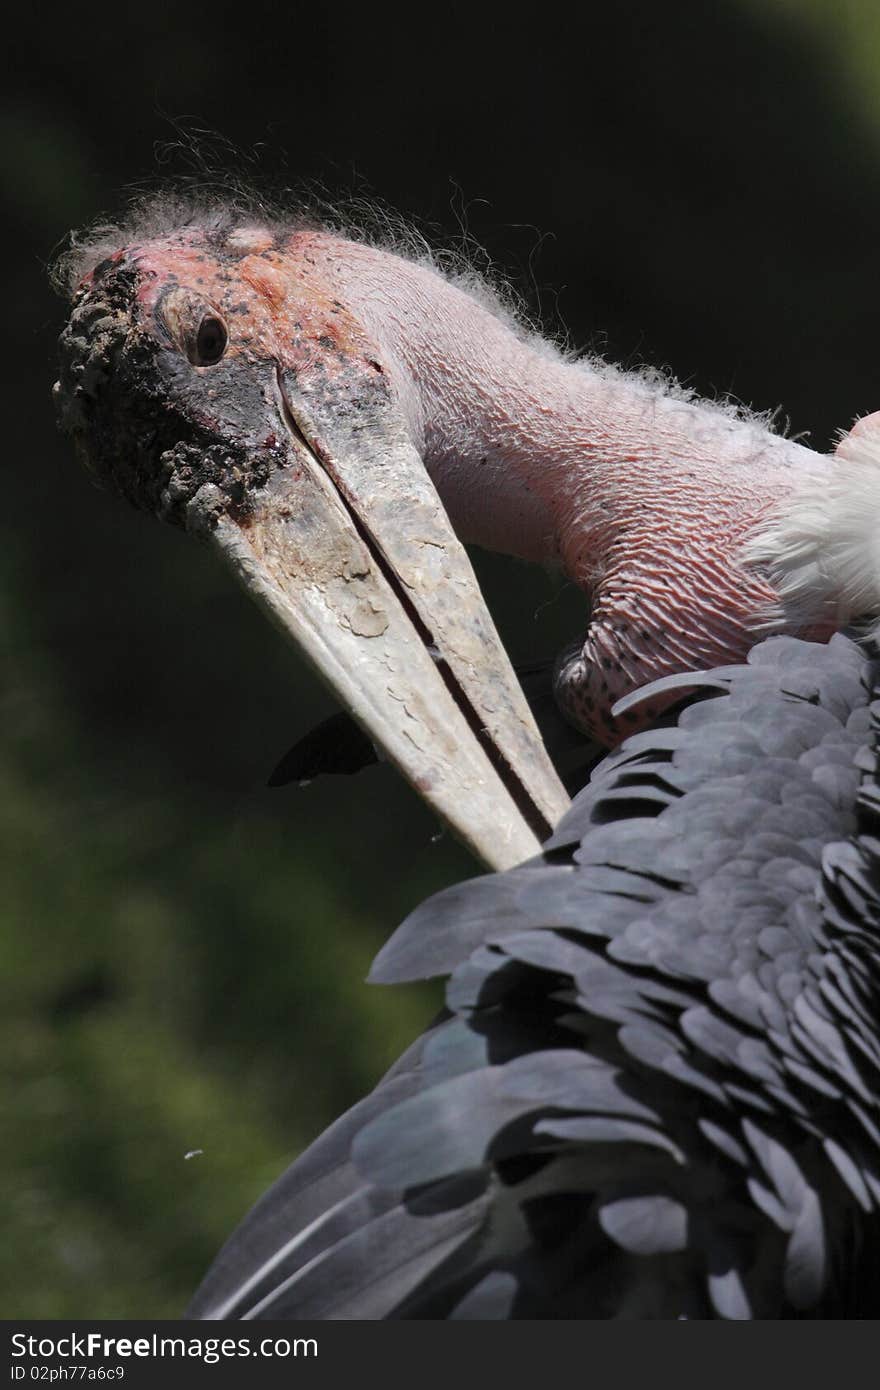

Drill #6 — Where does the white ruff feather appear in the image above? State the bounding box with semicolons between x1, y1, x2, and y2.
742;424;880;629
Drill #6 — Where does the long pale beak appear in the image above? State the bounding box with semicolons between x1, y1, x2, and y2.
187;374;569;870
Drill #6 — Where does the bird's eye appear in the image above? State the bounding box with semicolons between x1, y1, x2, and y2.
193;315;228;366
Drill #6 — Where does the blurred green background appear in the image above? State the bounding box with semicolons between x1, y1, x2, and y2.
5;0;880;1317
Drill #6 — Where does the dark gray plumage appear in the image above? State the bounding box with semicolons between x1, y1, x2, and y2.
188;634;880;1320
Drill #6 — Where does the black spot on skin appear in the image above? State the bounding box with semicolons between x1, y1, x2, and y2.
317;336;335;350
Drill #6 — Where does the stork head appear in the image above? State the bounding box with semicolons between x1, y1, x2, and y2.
53;216;569;870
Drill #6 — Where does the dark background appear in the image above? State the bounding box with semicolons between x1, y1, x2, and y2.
5;0;880;1316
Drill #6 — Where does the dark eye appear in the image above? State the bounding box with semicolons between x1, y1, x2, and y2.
193;315;228;366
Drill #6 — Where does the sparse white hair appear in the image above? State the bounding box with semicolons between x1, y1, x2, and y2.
51;183;532;332
53;182;593;385
53;180;788;450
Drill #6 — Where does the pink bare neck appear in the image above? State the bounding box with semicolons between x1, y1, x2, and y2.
292;232;825;579
284;231;833;740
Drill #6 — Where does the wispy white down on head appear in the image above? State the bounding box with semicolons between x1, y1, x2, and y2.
742;414;880;632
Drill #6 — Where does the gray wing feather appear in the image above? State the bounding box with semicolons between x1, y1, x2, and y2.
190;636;880;1319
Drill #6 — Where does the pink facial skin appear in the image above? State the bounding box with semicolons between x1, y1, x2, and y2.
79;224;836;745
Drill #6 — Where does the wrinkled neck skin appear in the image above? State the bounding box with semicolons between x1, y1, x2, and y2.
297;232;827;592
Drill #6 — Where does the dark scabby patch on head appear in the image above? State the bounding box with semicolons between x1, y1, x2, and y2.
55;262;142;437
55;265;287;528
156;438;282;523
83;260;141;313
90;256;120;285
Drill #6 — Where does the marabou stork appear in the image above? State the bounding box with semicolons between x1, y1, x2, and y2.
54;200;880;1318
